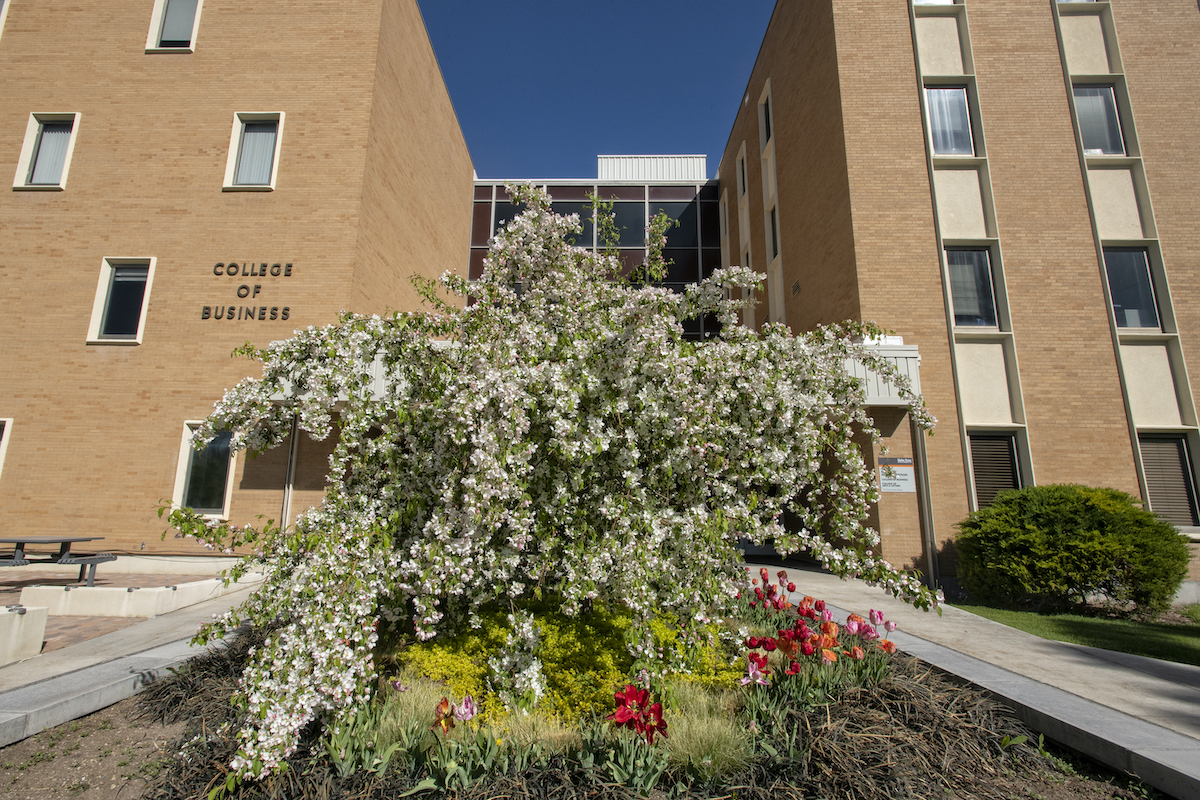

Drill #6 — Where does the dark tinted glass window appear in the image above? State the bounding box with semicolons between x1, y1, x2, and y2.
947;249;997;326
611;202;645;246
653;201;698;247
101;265;149;338
1104;248;1159;328
700;202;720;247
492;201;527;234
552;202;594;248
185;430;232;513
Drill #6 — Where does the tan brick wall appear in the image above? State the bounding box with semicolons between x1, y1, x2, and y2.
968;0;1140;495
0;1;472;554
1115;1;1200;454
351;0;474;314
831;0;971;573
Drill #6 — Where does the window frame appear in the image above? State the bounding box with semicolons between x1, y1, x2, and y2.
145;0;205;53
758;80;774;153
172;422;236;520
925;86;975;157
12;113;81;191
968;431;1023;509
1102;247;1161;330
0;418;12;483
223;112;285;192
1073;84;1126;156
1139;433;1200;527
86;257;157;345
946;247;1000;328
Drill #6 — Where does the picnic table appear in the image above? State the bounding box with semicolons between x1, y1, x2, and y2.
0;536;116;587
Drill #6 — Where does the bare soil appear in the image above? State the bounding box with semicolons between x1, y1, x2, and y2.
0;698;183;800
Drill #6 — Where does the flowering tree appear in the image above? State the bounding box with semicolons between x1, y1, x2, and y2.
169;184;936;779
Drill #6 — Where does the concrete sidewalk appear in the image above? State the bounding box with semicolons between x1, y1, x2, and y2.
754;562;1200;800
0;584;255;747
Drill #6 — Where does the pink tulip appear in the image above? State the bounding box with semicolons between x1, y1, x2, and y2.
885;620;897;633
869;609;884;626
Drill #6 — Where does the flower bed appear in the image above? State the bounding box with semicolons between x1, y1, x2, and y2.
140;574;1070;800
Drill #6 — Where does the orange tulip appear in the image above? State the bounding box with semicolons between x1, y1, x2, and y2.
878;639;897;654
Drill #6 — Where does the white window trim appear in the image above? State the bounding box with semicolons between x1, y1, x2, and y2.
145;0;205;53
758;79;774;154
223;112;285;192
0;419;12;483
12;112;82;191
767;259;785;325
0;0;12;46
172;422;236;520
86;257;157;345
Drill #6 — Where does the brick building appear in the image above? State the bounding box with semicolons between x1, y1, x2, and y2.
0;0;473;556
1;0;1196;585
717;0;1200;580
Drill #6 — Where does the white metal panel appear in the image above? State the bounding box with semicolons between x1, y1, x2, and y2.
843;345;923;407
597;155;707;182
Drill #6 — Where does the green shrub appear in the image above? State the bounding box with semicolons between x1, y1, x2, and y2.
956;484;1190;617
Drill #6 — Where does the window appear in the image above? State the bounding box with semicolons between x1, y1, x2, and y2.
1140;434;1199;526
769;206;780;261
173;425;235;517
0;418;11;482
146;0;204;52
0;0;11;44
969;433;1021;508
947;248;998;326
13;113;81;190
87;258;156;344
1103;248;1159;329
223;113;284;191
925;87;974;156
1074;86;1124;155
737;153;747;199
761;96;773;144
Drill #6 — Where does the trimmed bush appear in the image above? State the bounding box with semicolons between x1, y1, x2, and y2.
956;484;1189;616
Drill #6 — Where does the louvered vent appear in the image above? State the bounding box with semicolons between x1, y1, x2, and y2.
791;278;801;297
1139;435;1199;526
969;434;1020;508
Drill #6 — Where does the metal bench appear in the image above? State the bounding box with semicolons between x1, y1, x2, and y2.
57;552;117;587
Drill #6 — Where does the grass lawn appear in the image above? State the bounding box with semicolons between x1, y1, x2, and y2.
951;602;1200;667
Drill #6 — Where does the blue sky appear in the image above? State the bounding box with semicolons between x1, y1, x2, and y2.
416;1;777;180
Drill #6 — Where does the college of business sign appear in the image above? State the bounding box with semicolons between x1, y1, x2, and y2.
202;261;293;322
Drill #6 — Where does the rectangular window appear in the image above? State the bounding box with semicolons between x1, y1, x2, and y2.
1074;86;1124;155
173;425;235;517
0;0;11;45
223;113;284;191
737;154;747;199
13;113;81;190
947;248;998;326
1103;248;1159;329
969;433;1021;508
0;418;11;482
146;0;204;52
1140;434;1199;526
926;87;974;156
761;96;772;144
769;207;780;260
87;258;156;344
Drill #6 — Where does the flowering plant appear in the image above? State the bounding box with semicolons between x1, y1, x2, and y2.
167;184;935;779
608;684;669;744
